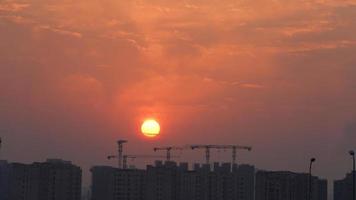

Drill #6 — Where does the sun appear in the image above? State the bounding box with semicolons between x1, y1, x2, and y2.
141;119;160;138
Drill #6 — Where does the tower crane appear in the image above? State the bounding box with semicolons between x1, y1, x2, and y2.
153;146;185;161
190;145;252;165
117;140;127;169
108;154;169;169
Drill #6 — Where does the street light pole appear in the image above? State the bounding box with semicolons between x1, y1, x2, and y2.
0;137;2;159
308;158;316;200
350;150;355;200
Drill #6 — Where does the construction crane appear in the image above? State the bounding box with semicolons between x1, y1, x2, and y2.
190;145;252;165
117;140;128;169
108;154;168;169
153;146;184;161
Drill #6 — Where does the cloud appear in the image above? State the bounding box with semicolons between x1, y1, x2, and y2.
239;83;266;89
0;2;30;12
36;25;82;38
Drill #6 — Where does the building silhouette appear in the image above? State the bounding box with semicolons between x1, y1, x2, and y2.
334;171;356;200
255;171;327;200
0;159;82;200
91;161;255;200
145;161;180;200
0;161;11;200
91;166;145;200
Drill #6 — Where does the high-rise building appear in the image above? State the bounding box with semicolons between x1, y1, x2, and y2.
317;179;327;200
232;164;255;200
90;161;255;200
192;162;254;200
34;159;82;200
0;159;82;200
91;166;146;200
334;171;355;200
145;161;179;200
0;160;11;200
255;171;327;200
5;162;38;200
178;170;197;200
91;166;117;200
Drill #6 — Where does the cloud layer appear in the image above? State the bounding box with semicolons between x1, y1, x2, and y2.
1;0;356;192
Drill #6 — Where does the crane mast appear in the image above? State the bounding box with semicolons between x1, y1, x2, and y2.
117;140;127;169
190;145;212;165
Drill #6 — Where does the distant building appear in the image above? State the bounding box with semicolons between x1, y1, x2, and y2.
91;166;117;200
334;171;355;200
0;160;11;200
255;171;327;200
0;159;82;200
233;164;255;200
91;166;146;200
90;161;255;200
34;159;82;200
145;161;179;200
178;170;197;200
317;179;327;200
6;162;37;200
192;162;255;200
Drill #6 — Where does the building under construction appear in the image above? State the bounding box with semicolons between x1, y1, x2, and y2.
92;140;327;200
90;161;329;200
91;161;255;200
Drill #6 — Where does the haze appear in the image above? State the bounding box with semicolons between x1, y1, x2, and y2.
1;0;356;190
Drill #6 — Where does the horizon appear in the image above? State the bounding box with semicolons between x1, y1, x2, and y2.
0;138;352;181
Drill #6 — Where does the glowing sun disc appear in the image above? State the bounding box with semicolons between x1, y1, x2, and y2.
141;119;160;137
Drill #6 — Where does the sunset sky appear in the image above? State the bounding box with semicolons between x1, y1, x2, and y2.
1;0;356;192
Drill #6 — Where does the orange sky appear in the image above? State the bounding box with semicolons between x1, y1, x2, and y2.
1;0;356;193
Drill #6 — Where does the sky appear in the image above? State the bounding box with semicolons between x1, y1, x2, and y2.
1;0;356;192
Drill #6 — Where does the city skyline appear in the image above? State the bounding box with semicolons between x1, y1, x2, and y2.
0;156;332;200
1;138;355;199
0;138;354;183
